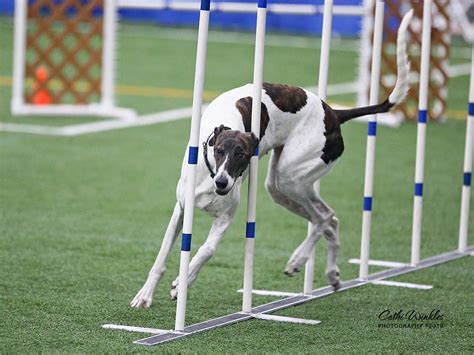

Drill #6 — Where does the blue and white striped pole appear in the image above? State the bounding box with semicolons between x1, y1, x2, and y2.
175;0;211;332
304;0;333;295
458;46;474;253
242;0;267;313
411;0;432;267
359;0;384;281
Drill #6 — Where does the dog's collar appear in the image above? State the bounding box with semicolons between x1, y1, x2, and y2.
202;131;216;178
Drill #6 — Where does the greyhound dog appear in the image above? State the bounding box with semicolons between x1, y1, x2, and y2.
130;11;413;308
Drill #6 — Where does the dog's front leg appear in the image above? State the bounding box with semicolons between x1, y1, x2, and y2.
130;202;184;308
170;211;235;300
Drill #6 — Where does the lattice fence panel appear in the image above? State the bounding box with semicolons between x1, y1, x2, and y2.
24;0;104;105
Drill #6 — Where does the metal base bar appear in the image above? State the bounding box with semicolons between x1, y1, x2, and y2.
371;280;433;290
348;258;409;268
103;247;472;346
252;313;320;325
236;288;301;297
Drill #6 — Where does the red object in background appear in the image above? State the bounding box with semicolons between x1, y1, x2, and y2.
32;66;52;105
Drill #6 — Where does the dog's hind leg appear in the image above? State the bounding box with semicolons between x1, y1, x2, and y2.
130;202;184;308
265;147;310;220
283;191;336;277
274;153;337;277
266;149;331;277
284;222;323;276
323;216;341;290
169;211;235;300
285;215;341;290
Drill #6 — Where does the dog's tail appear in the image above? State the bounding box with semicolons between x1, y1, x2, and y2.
336;9;413;124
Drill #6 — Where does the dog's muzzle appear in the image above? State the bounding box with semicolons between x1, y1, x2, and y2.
214;174;234;195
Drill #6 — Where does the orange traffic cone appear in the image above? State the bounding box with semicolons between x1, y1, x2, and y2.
32;66;52;105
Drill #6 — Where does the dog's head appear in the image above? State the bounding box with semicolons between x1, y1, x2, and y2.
209;125;258;195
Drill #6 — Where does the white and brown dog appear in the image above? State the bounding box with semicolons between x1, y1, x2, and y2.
130;11;413;308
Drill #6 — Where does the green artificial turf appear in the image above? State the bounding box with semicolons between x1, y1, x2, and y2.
1;17;473;353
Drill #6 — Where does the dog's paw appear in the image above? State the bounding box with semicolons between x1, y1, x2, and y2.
284;255;307;277
326;268;341;291
331;280;342;291
284;263;302;277
130;286;154;309
170;279;178;300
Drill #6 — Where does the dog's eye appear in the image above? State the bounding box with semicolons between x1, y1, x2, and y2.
235;151;244;158
216;148;225;156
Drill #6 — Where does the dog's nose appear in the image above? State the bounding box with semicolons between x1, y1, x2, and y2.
215;176;228;189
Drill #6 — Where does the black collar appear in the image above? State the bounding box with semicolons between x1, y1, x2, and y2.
202;131;216;178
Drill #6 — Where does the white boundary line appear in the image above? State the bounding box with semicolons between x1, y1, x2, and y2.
1;63;470;137
0;106;196;136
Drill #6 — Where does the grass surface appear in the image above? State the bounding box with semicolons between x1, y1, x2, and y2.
1;17;473;353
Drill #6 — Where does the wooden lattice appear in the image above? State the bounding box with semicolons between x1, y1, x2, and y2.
368;0;450;121
25;0;104;105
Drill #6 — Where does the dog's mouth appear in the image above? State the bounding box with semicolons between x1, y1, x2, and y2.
215;188;229;196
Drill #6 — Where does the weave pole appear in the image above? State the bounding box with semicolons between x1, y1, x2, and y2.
458;46;474;252
359;0;384;281
411;0;432;266
242;0;267;313
303;0;333;296
174;0;211;331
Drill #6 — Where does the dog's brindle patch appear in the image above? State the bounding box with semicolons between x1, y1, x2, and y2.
262;83;307;114
235;96;270;139
321;101;344;164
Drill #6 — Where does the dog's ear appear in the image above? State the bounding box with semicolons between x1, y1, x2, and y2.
209;125;231;146
241;132;259;155
250;132;259;149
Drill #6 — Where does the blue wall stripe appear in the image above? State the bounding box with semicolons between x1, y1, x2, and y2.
368;121;377;136
464;172;472;187
188;146;199;164
363;197;372;212
469;102;474;116
258;0;267;8
414;183;423;196
418;109;427;123
200;0;210;11
181;233;192;251
246;222;255;238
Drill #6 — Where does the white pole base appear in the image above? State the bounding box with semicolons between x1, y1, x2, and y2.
237;288;301;298
101;324;171;335
371;280;433;290
348;258;409;268
252;313;321;325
